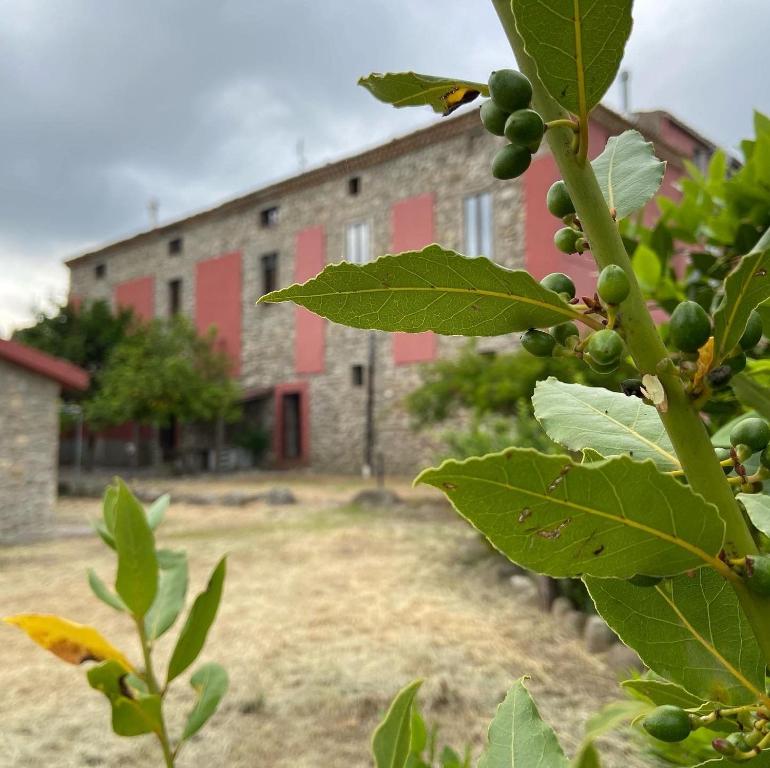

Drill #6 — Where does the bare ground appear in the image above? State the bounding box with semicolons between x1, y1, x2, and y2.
0;477;647;767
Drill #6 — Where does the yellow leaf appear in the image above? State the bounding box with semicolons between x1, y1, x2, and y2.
4;614;133;671
693;336;715;393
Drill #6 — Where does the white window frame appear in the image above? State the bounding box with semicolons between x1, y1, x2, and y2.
344;220;371;264
463;192;494;259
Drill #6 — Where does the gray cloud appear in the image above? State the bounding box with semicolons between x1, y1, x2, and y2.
1;0;768;334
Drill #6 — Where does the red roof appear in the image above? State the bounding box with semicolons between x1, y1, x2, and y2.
0;339;89;391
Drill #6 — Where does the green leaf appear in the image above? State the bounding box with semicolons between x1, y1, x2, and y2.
591;131;665;220
181;662;229;740
103;484;118;532
416;449;724;578
585;569;766;705
358;72;487;115
712;248;770;361
621;678;712;710
570;698;647;768
87;568;127;612
631;244;662;294
113;479;158;618
259;245;584;337
738;493;770;538
87;660;163;737
571;743;600;768
166;557;226;684
532;378;679;470
732;372;770;421
512;0;632;115
477;677;568;768
372;679;423;768
144;549;189;641
147;493;170;530
92;520;116;550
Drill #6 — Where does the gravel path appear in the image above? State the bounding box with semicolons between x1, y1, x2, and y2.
0;485;650;767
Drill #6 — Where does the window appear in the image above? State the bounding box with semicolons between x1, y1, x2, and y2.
348;176;361;196
693;147;711;174
261;252;278;296
464;192;493;258
345;221;370;264
168;237;183;255
94;263;106;279
351;364;365;386
168;279;182;316
260;205;280;228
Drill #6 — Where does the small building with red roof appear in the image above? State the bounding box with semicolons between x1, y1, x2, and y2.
0;339;89;542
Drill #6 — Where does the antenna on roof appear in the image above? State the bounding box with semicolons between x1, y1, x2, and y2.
296;138;306;172
620;70;631;115
147;197;159;229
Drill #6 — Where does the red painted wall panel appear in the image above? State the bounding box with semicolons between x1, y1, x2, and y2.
391;193;438;364
195;251;242;375
114;276;154;322
294;226;326;374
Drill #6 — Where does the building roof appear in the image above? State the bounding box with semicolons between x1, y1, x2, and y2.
0;339;89;391
65;103;709;268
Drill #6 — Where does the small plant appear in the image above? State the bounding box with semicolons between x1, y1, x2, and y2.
4;480;228;766
264;0;770;764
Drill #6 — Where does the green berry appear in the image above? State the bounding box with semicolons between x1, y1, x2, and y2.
597;265;630;305
586;329;624;366
726;732;752;752
520;329;556;357
729;417;770;453
492;144;532;180
584;354;619;374
715;447;734;474
554;227;582;254
488;69;532;113
725;353;747;374
504;108;544;148
479;99;510;136
552;322;580;346
668;301;712;353
540;272;576;299
642;705;692;743
629;574;663;588
546;181;575;219
745;554;770;596
739;310;764;350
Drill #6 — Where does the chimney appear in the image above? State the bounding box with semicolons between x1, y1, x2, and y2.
620;70;631;115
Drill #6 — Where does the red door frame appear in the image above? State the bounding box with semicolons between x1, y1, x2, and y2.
273;381;310;466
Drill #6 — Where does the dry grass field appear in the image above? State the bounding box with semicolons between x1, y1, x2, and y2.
0;477;647;767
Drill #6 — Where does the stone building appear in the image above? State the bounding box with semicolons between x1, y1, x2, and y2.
0;340;88;542
66;105;713;474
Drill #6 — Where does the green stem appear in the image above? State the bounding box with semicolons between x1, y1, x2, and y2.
491;0;770;663
136;619;175;768
545;118;579;132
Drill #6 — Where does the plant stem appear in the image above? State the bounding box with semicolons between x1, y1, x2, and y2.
136;619;175;768
545;118;579;132
491;0;770;662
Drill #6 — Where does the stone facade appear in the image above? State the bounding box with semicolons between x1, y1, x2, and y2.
0;359;60;541
67;107;712;475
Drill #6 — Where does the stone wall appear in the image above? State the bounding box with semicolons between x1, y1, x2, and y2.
0;360;60;542
68;114;526;475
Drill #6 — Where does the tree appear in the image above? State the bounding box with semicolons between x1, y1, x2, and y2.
86;316;240;462
12;299;135;395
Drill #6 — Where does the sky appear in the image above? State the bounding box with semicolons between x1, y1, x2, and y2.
0;0;768;336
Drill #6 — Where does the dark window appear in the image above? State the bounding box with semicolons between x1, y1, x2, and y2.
168;279;182;316
351;365;365;386
94;263;106;279
260;206;280;228
261;253;278;296
348;176;361;196
168;237;183;255
281;393;302;460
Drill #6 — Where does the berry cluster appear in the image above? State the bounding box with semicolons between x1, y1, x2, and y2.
546;181;587;255
480;69;544;180
642;701;770;761
520;263;631;374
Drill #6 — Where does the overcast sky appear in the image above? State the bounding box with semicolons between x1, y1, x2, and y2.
1;0;767;336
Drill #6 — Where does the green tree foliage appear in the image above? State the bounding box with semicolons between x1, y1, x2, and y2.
85;316;240;429
12;299;135;394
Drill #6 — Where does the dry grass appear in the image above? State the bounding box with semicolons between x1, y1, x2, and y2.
0;480;646;767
